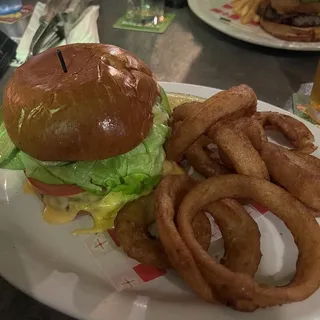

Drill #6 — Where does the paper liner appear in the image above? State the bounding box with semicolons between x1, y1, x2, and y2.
77;197;269;292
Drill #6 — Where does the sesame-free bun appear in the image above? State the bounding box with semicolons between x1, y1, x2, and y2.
3;43;158;161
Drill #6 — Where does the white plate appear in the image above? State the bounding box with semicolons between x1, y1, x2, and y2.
1;82;320;320
188;0;320;51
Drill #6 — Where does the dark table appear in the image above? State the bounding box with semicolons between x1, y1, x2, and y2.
0;0;319;319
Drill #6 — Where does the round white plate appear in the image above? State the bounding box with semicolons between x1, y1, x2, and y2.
1;82;320;320
188;0;320;51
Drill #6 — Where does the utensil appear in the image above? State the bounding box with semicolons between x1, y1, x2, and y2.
27;0;70;60
27;0;91;59
33;13;66;54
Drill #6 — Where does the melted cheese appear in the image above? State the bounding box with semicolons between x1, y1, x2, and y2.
24;160;184;235
23;180;37;194
43;205;78;225
163;160;185;176
42;191;127;235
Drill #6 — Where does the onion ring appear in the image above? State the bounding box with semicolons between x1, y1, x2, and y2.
155;175;216;302
261;142;320;215
205;199;261;275
185;136;230;177
165;85;257;161
216;147;235;171
291;150;320;170
172;102;201;122
254;112;317;154
171;120;182;135
209;123;269;180
177;174;320;311
115;191;211;269
233;117;267;152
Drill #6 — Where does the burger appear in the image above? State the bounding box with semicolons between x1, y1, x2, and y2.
257;0;320;41
0;43;171;234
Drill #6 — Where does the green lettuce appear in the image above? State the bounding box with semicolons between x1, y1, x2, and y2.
0;88;170;198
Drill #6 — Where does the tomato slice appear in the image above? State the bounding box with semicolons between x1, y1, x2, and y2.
27;178;84;196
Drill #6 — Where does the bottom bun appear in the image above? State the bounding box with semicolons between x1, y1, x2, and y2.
260;18;320;42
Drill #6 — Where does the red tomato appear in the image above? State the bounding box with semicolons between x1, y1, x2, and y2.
28;178;84;196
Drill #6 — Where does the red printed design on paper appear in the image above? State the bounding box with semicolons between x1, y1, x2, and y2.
211;8;222;13
250;203;268;214
210;2;260;25
229;14;240;20
222;3;233;9
134;264;167;282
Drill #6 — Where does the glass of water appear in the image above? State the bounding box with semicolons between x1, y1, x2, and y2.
126;0;165;25
0;0;22;15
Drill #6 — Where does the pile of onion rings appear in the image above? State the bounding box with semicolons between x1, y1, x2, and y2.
114;84;320;311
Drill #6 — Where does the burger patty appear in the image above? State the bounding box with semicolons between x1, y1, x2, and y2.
258;3;320;27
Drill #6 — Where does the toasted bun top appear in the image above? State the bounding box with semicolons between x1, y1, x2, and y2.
270;0;320;14
3;43;158;161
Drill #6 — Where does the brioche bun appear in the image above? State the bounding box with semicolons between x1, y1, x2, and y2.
3;43;158;161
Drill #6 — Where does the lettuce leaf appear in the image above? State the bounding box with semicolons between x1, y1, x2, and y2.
0;88;169;197
41;119;168;194
0;122;16;166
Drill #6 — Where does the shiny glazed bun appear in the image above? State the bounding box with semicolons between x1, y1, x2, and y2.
3;43;158;161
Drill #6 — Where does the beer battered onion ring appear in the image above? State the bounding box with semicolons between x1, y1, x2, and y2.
172;102;201;122
205;199;261;275
155;175;216;302
185;136;230;177
232;116;267;152
165;85;257;161
114;192;211;269
261;142;320;215
209;123;269;180
177;174;320;311
254;111;317;154
155;175;262;302
207;117;267;171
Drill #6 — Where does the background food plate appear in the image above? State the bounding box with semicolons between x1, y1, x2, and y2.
188;0;320;51
1;82;320;320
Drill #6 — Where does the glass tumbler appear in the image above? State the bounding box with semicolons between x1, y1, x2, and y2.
126;0;165;25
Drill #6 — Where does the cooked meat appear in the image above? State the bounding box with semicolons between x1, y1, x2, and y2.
258;2;320;27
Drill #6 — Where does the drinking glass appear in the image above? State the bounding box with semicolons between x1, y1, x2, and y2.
126;0;165;25
0;0;22;15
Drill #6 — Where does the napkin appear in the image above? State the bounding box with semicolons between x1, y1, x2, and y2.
10;2;100;67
